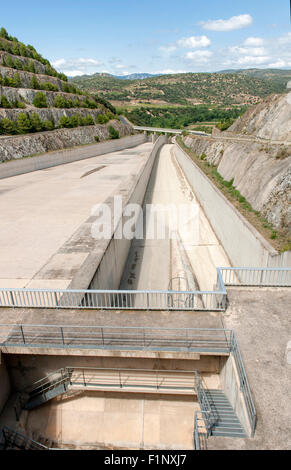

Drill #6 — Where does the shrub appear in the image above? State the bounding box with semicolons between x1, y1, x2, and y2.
30;76;40;90
54;96;66;108
83;115;94;126
94;136;100;142
0;95;11;108
33;92;48;108
59;115;71;128
16;113;32;134
0;28;9;40
0;118;16;134
43;119;54;131
30;113;44;132
109;125;119;139
69;115;79;127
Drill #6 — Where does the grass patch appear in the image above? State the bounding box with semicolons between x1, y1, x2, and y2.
177;136;291;253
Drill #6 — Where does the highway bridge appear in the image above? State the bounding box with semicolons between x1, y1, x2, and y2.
133;125;210;137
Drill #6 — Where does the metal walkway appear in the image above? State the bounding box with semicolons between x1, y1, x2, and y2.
23;367;199;410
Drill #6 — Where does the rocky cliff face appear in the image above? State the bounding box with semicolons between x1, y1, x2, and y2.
183;93;291;235
229;92;291;142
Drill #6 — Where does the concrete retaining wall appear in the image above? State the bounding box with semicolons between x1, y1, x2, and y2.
220;355;253;437
5;353;219;391
0;356;10;414
89;135;168;290
0;134;147;179
174;143;291;268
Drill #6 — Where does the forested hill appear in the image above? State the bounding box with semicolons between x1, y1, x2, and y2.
70;71;287;107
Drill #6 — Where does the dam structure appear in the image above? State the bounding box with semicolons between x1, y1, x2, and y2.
0;132;290;451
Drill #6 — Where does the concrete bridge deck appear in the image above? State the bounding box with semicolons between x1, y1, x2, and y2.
0;142;153;291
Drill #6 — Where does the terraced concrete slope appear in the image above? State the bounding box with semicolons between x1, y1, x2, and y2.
0;28;132;161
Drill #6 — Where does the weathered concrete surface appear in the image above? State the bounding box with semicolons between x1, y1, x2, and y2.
0;307;224;330
120;144;230;292
207;287;291;450
89;136;168;291
16;392;199;450
0;142;152;289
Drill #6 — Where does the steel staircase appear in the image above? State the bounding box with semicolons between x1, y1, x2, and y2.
194;372;247;449
205;390;246;438
1;427;49;450
24;369;72;410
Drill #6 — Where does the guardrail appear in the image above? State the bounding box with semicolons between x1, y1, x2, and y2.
0;286;227;311
0;268;289;312
0;324;233;354
220;267;291;287
230;331;257;437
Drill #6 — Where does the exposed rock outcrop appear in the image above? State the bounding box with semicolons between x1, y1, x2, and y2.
229;92;291;142
183;137;290;235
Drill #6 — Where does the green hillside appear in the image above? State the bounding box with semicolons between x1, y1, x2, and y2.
70;72;286;107
0;27;117;136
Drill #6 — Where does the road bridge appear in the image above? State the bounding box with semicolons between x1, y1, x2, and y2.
133;125;210;136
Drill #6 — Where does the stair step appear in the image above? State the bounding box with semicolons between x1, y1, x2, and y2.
212;430;247;438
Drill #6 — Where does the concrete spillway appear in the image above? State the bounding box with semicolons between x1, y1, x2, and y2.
0;138;229;293
120;144;230;292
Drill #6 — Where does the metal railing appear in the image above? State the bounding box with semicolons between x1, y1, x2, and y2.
230;331;257;437
194;411;208;450
220;267;291;287
0;287;226;311
0;324;233;354
1;426;49;450
26;367;198;397
194;372;216;435
0;267;288;312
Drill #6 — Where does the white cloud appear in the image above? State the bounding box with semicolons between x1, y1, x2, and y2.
229;46;267;56
279;32;291;44
52;57;103;76
267;59;288;68
177;35;211;49
185;50;213;62
159;45;177;54
236;56;270;65
200;14;253;32
243;37;264;46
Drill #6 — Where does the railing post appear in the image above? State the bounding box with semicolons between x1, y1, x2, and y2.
19;326;25;344
60;328;65;346
119;370;122;389
101;328;104;346
10;291;15;308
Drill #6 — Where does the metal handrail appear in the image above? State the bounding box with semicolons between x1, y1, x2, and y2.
0;267;289;311
2;426;49;450
0;324;233;354
230;331;257;437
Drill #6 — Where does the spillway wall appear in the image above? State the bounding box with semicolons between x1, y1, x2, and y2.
174;143;291;268
89;135;168;290
0;134;147;180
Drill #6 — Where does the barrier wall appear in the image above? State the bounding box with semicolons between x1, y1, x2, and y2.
0;134;147;180
89;135;168;290
174;143;291;268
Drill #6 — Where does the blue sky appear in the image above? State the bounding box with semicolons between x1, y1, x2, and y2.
1;0;291;76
